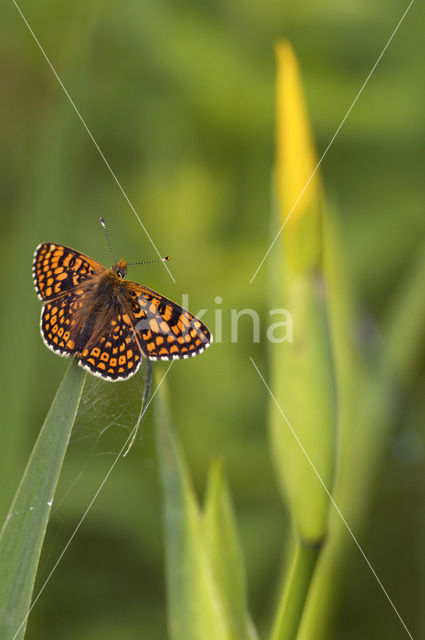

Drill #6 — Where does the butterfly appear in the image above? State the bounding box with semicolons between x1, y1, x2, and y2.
33;236;212;381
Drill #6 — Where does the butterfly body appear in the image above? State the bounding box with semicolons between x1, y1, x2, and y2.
33;243;212;380
65;268;125;354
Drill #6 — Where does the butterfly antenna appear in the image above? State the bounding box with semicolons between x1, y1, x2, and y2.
99;217;117;265
127;256;171;266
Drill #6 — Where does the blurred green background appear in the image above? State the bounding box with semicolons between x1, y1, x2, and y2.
1;0;424;638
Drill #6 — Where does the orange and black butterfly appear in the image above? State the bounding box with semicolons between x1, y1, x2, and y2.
33;221;212;380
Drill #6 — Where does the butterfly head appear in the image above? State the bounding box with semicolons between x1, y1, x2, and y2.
111;258;127;279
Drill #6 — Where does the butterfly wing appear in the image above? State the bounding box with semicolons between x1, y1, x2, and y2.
41;288;143;380
33;243;105;301
40;289;87;357
124;281;213;360
77;311;143;380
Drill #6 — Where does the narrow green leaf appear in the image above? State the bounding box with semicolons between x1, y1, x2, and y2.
203;462;259;640
155;381;226;640
155;381;256;640
384;242;425;384
0;358;86;640
299;236;425;639
270;541;321;640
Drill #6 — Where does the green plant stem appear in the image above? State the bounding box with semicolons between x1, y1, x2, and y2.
0;357;86;640
271;539;322;640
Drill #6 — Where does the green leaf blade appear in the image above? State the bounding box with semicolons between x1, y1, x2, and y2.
0;358;86;640
155;383;223;640
155;382;258;640
203;461;258;640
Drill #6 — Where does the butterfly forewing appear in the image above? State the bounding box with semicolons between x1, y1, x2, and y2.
126;282;212;360
33;243;104;301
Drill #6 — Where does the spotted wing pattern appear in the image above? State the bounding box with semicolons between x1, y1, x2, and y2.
33;243;105;301
35;242;213;380
41;289;144;380
40;290;83;356
125;281;213;361
78;312;143;380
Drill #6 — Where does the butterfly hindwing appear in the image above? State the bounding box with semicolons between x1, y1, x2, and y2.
33;243;105;301
77;311;143;380
40;289;87;356
124;281;213;361
41;288;144;380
